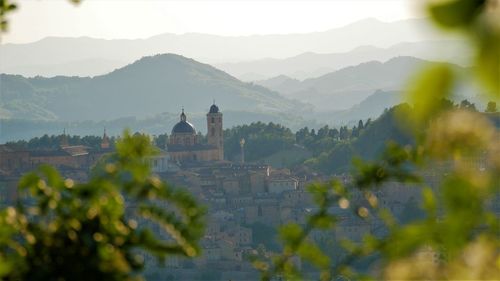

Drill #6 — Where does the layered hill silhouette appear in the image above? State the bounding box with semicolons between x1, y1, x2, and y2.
217;40;469;80
312;90;402;126
0;18;445;77
257;56;448;110
0;54;307;121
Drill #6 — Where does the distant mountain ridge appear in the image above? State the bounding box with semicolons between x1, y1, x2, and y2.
312;90;402;126
256;56;443;110
218;40;469;80
257;56;476;112
0;54;307;122
0;18;446;77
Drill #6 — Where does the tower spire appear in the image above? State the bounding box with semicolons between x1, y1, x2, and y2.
61;128;69;147
180;107;187;122
101;127;110;149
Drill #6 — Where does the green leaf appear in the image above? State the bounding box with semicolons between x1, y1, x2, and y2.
405;63;455;133
279;223;304;246
428;0;486;29
475;33;500;97
297;241;331;268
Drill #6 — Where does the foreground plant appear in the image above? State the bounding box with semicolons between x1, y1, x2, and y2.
259;0;500;280
0;131;205;280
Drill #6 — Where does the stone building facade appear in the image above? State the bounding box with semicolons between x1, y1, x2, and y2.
168;103;224;163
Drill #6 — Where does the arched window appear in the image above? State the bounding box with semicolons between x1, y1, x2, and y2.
211;117;215;123
211;127;215;136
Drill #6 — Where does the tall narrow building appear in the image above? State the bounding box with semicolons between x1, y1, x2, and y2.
167;103;223;163
101;128;110;149
207;102;224;160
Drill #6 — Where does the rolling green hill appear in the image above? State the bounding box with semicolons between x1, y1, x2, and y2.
0;54;307;122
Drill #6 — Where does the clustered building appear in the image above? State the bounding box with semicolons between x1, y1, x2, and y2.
3;102;491;280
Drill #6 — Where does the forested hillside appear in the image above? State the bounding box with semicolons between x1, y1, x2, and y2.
0;54;306;121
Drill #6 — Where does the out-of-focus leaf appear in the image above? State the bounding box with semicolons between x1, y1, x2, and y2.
428;0;486;29
475;32;500;97
425;110;496;159
0;0;17;32
279;223;304;247
297;241;331;268
405;64;455;134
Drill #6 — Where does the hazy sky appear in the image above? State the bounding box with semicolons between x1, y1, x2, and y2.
2;0;422;44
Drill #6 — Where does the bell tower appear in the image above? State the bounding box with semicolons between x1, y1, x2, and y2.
207;101;223;160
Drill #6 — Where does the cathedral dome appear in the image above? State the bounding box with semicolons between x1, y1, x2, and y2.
209;104;219;113
172;109;196;134
172;121;196;134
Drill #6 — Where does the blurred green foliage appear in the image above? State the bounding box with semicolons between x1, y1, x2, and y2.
0;131;205;280
0;0;16;32
259;0;500;280
0;0;83;33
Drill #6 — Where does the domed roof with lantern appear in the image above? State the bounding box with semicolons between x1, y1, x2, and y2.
172;109;196;134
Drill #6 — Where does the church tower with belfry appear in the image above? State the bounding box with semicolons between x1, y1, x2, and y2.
207;101;224;160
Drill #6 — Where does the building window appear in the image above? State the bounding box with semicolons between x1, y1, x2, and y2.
212;128;215;136
211;117;215;123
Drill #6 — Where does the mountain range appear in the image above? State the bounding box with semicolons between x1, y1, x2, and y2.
1;53;480;143
0;18;449;78
217;40;469;80
0;54;307;122
255;56;472;111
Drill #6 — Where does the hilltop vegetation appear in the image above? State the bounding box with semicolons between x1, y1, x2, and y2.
0;54;306;122
8;100;496;176
224;100;497;174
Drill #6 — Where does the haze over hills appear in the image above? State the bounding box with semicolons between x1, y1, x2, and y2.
0;110;317;143
0;18;446;78
2;58;128;78
0;54;307;122
256;56;468;111
0;52;480;143
218;40;469;80
312;90;403;126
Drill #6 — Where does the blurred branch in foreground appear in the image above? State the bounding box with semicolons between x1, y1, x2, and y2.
0;131;205;280
259;0;500;280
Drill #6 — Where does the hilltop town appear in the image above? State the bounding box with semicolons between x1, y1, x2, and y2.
1;102;476;280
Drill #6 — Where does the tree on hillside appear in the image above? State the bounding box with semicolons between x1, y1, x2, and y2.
328;128;339;140
339;126;349;140
351;125;359;138
224;122;295;161
357;120;364;130
154;133;169;149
